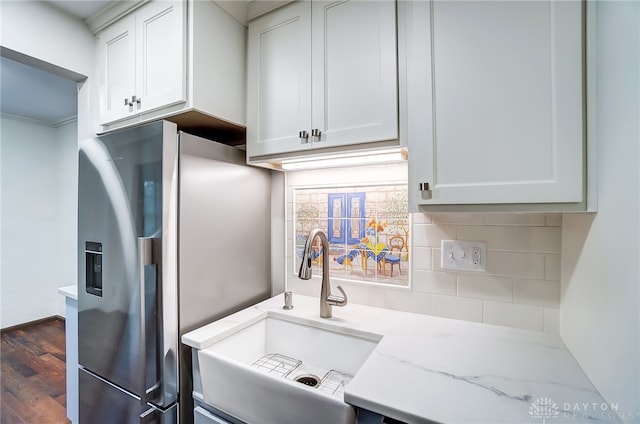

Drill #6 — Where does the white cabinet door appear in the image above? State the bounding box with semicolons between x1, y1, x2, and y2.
135;0;185;115
247;2;312;157
247;0;398;159
98;1;185;126
99;14;136;124
311;0;397;149
409;0;583;206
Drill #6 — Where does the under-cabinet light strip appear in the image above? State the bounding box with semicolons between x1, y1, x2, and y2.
280;149;406;171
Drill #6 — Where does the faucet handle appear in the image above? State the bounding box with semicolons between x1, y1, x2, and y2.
327;285;348;307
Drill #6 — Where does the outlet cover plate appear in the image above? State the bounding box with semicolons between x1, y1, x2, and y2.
441;240;487;272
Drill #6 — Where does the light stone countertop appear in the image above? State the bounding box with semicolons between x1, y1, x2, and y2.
182;294;619;424
58;284;77;300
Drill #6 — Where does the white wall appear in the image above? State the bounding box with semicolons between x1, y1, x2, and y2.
561;1;640;423
284;163;562;333
0;1;94;78
0;0;97;139
0;117;78;327
0;1;94;328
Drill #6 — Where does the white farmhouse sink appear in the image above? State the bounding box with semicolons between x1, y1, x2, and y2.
197;312;382;424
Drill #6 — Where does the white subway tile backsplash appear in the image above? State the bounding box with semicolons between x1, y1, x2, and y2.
287;276;321;297
285;164;564;334
545;254;561;281
412;247;432;270
458;274;513;302
384;289;431;315
484;301;544;332
285;238;293;258
432;249;442;271
286;201;293;223
513;279;560;307
544;307;560;333
411;213;432;224
412;224;457;248
514;227;561;253
286;256;293;271
484;213;546;226
342;163;407;183
431;295;483;323
430;213;485;225
486;251;546;279
412;270;457;295
337;282;386;308
457;225;515;250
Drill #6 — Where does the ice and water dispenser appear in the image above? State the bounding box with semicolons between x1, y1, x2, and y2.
85;242;103;296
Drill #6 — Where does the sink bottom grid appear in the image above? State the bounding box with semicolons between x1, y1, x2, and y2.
251;353;352;397
318;369;352;396
251;353;301;377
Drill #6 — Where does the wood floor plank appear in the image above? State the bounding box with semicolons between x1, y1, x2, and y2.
55;393;67;408
3;387;69;424
1;317;70;424
0;396;28;424
30;369;66;399
2;350;38;378
21;327;65;358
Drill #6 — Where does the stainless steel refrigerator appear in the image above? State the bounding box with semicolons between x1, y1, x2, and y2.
77;120;272;424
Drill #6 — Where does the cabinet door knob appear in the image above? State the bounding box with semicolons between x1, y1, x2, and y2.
299;130;309;144
131;95;141;105
311;128;322;140
419;182;430;191
124;98;130;106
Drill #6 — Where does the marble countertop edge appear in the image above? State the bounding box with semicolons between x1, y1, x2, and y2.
57;284;77;300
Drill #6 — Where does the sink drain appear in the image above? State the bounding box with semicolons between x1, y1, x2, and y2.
294;374;321;387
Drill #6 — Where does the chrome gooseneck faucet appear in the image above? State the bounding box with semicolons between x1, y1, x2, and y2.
298;229;348;318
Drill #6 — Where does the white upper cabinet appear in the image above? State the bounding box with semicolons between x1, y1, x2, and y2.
98;1;185;125
247;2;312;156
135;1;186;117
99;13;136;125
247;0;398;160
96;0;247;141
407;1;586;211
311;0;398;149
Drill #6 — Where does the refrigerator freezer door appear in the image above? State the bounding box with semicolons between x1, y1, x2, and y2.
78;121;179;410
79;368;177;424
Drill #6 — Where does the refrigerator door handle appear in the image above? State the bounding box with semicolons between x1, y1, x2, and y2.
139;406;156;424
138;237;153;412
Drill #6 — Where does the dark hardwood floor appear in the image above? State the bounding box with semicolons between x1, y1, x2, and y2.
1;318;70;424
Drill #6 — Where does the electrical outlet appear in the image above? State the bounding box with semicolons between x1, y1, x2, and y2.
441;240;487;272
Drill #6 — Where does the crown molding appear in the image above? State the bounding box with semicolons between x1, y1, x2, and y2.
247;0;293;22
85;0;148;34
215;1;249;26
54;116;79;128
1;113;77;128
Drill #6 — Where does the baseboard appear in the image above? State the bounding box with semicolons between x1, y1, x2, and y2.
1;315;65;333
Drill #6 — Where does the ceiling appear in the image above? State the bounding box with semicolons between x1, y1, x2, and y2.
47;0;114;20
0;1;113;125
